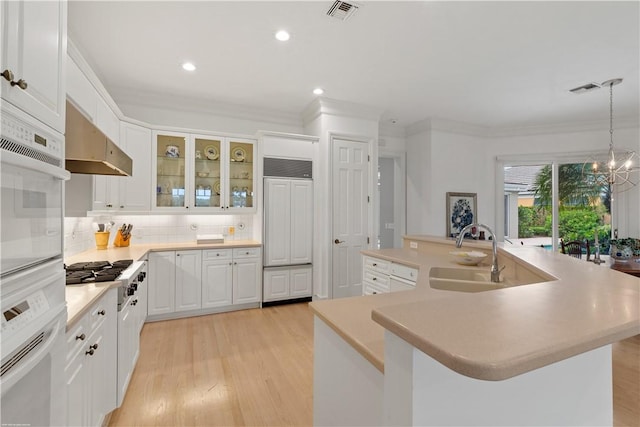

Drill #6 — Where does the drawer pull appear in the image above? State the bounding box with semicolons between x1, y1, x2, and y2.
97;310;106;316
372;263;377;267
90;343;99;350
372;291;378;295
372;277;377;281
85;349;95;356
75;333;86;341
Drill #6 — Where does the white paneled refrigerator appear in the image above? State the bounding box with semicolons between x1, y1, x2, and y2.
263;158;313;304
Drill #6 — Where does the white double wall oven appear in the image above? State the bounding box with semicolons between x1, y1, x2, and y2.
0;103;70;426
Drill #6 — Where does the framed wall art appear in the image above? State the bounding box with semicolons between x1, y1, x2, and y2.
446;192;477;238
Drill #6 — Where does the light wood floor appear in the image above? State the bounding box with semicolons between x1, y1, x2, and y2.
109;303;639;427
108;303;314;426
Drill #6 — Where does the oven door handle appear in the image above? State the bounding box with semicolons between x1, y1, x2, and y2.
0;309;65;393
1;149;70;181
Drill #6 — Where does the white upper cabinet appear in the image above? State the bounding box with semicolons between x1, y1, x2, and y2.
117;123;151;212
152;131;257;213
1;0;67;133
66;58;97;122
96;96;120;146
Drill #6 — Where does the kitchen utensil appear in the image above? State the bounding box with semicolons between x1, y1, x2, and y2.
105;221;115;232
98;223;105;232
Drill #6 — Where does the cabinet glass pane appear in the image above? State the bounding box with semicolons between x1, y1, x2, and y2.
156;135;186;208
194;138;222;208
228;141;254;208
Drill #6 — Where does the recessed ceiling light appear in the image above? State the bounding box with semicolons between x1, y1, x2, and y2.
275;30;290;41
313;88;324;95
182;62;196;71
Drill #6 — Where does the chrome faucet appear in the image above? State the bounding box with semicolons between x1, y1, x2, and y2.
455;223;504;283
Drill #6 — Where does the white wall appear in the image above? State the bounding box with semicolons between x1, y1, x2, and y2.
406;128;432;234
304;109;380;299
406;124;640;239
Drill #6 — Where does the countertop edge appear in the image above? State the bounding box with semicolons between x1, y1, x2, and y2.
310;303;385;373
372;308;640;381
66;281;121;331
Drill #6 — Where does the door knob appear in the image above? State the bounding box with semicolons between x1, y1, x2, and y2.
334;239;344;244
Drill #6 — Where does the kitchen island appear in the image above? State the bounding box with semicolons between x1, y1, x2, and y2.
310;236;640;426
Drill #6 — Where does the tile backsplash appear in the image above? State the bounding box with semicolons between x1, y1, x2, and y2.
64;214;255;258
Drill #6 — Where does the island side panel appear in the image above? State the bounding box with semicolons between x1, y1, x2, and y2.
384;329;613;426
313;316;383;426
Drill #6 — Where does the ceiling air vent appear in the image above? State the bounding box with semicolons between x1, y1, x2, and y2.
569;82;602;94
327;1;359;21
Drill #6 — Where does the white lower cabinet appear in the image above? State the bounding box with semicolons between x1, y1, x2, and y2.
147;251;176;316
362;256;417;295
65;288;117;427
117;296;139;407
148;247;261;320
232;248;262;304
263;265;312;302
175;250;202;312
202;250;233;308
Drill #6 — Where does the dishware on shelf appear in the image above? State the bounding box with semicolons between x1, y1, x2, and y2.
232;147;246;162
165;145;180;157
195;150;202;159
241;171;250;179
205;145;219;160
449;251;487;266
197;172;209;177
213;180;221;195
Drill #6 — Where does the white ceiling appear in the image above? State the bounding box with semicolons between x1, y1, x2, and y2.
68;1;640;132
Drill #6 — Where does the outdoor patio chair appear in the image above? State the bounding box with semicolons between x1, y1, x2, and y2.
560;239;590;260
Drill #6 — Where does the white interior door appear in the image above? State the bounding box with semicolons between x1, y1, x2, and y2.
332;139;369;299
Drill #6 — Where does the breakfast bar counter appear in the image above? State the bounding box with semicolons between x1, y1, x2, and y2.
309;235;640;425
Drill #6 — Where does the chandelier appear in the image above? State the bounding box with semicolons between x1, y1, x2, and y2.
583;78;639;192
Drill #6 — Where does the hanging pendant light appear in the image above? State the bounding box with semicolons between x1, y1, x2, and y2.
584;78;639;192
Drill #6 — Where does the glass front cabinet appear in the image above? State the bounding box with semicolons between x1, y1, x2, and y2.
152;131;256;212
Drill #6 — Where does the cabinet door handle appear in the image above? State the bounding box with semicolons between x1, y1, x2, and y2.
90;343;99;350
2;69;28;89
75;333;86;341
372;291;378;295
85;348;95;356
372;277;377;281
372;263;377;267
334;239;344;244
97;310;106;316
106;204;113;208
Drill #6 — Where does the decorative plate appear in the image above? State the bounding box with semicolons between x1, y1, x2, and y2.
213;180;221;195
205;145;219;160
232;147;246;162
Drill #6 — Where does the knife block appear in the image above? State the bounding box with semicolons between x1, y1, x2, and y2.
113;230;131;247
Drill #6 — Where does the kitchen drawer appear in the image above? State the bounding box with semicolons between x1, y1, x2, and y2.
66;317;88;363
363;280;388;295
390;263;418;282
203;249;232;260
233;247;261;259
363;270;390;288
363;256;390;274
88;298;110;331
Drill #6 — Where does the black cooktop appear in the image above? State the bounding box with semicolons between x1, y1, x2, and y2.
65;259;133;285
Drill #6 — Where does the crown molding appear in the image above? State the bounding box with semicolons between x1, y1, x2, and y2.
487;116;640;137
256;130;319;142
111;86;303;128
301;97;383;126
